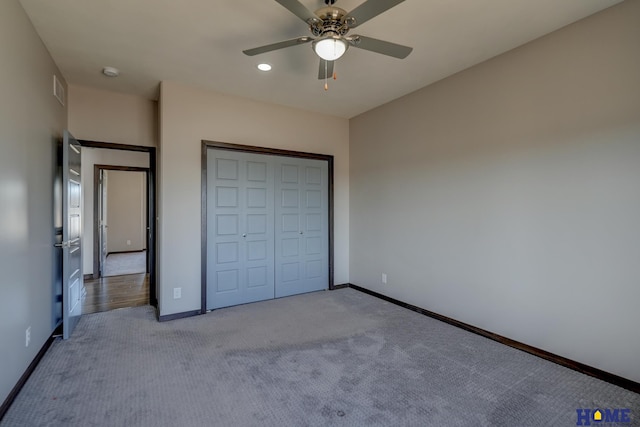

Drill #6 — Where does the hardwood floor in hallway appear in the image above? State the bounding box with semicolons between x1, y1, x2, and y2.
82;273;149;314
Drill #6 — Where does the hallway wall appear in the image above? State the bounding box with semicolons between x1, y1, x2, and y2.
105;170;146;253
68;85;157;147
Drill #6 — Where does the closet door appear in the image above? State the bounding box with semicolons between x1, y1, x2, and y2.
207;150;275;309
274;157;329;298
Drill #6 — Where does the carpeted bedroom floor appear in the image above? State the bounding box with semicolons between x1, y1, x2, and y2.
1;288;638;426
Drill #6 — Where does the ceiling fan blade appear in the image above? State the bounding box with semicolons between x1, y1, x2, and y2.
243;37;312;56
318;59;335;80
349;35;412;59
274;0;319;24
345;0;405;28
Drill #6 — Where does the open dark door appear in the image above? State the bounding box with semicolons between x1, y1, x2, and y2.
60;130;83;339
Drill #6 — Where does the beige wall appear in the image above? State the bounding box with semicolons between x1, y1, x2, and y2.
0;0;68;404
81;148;149;273
68;85;157;147
159;81;350;316
350;1;640;382
105;170;146;253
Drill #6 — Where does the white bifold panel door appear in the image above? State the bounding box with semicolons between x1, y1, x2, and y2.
274;158;328;298
207;149;328;310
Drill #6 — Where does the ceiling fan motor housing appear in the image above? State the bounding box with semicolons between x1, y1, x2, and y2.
310;6;350;37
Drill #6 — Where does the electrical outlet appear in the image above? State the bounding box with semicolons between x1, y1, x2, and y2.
173;287;182;299
25;326;31;347
126;240;131;246
382;273;387;284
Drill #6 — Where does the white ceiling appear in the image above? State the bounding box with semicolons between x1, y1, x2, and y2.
20;0;622;118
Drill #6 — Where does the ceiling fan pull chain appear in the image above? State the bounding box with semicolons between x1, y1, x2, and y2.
324;60;329;91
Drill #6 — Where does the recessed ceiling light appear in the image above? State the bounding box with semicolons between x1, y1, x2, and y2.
102;67;119;77
257;63;272;72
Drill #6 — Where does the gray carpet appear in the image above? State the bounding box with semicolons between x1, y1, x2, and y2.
2;288;638;426
103;251;146;277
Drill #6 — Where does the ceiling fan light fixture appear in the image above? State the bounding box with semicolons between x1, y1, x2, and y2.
257;63;272;71
313;36;348;61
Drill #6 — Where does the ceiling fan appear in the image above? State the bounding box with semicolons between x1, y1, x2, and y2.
243;0;413;82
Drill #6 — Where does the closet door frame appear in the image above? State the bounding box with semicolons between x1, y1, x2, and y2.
201;140;334;313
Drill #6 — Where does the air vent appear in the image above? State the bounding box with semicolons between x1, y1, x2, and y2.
53;74;65;106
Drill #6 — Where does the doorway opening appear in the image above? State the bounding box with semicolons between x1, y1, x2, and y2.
96;167;149;278
79;141;157;315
